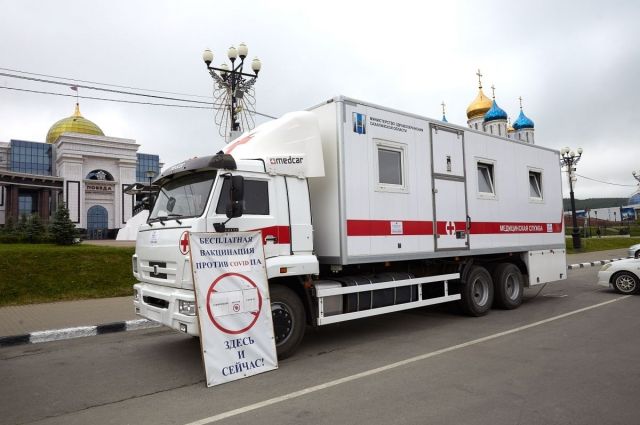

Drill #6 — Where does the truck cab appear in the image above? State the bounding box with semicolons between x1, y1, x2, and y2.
133;112;324;358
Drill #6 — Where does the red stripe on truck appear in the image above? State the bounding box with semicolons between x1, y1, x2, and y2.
469;221;563;234
346;220;562;236
347;220;434;236
258;226;291;244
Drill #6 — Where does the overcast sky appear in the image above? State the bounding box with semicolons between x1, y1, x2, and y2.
1;0;639;200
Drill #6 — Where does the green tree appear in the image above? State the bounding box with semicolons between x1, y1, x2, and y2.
27;214;47;243
50;203;78;245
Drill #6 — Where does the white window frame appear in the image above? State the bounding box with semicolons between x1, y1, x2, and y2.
476;159;497;200
374;139;408;193
528;168;544;202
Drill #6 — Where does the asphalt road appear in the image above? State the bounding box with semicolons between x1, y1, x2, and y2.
1;266;638;425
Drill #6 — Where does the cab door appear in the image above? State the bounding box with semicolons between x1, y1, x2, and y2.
207;172;290;259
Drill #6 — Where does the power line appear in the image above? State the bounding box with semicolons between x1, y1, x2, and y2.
0;85;220;109
0;84;278;118
0;70;278;119
0;71;215;105
0;66;211;99
575;173;637;187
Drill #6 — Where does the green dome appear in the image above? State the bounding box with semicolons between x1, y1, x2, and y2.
46;103;104;144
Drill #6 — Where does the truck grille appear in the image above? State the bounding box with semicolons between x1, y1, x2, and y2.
149;261;168;279
143;296;169;309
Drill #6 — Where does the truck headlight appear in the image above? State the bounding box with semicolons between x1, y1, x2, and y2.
178;300;196;316
132;255;138;274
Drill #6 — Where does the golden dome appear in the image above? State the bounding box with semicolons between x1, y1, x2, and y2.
466;88;493;120
507;119;515;133
46;103;104;144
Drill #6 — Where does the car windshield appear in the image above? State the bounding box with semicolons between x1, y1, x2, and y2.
149;171;216;221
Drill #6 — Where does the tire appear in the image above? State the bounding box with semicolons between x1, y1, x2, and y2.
611;271;640;294
634;251;640;259
460;265;494;316
270;284;306;359
492;263;524;310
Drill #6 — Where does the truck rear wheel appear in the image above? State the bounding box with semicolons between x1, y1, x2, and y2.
492;263;524;309
270;284;305;359
460;265;494;316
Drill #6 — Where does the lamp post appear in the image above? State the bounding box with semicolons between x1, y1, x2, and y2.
202;44;262;141
560;147;583;249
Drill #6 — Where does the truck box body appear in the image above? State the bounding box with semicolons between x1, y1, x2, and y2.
307;97;564;265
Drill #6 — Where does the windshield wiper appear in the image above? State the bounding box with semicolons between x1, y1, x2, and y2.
167;214;183;224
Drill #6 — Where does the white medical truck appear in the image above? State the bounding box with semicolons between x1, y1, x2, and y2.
132;96;566;358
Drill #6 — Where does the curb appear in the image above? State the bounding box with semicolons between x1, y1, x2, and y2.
0;319;162;348
567;257;630;270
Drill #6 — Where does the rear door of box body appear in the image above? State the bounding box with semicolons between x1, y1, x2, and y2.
430;124;469;251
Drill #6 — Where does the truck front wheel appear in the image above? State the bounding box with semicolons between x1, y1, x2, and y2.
460;265;494;316
270;284;306;359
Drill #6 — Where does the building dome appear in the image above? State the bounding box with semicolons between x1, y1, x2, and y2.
629;190;640;206
46;104;104;144
484;100;508;122
466;88;493;120
513;109;535;130
507;118;515;133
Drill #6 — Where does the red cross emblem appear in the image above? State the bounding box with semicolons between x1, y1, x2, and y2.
446;221;456;235
179;231;190;255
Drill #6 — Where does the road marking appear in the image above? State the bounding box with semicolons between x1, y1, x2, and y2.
184;296;630;425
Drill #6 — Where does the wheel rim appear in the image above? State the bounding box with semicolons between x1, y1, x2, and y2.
472;277;490;306
272;302;294;346
615;275;636;293
505;273;521;300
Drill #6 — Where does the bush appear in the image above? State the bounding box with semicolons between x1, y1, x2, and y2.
0;216;19;243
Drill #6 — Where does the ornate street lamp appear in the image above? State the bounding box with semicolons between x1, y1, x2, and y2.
202;44;262;142
560;147;583;249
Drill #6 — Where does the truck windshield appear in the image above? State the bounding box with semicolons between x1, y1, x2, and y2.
149;171;217;221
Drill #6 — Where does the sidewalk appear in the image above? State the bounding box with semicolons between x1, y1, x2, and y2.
0;248;631;343
0;296;137;339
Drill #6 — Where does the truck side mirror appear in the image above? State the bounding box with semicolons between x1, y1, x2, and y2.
225;175;244;218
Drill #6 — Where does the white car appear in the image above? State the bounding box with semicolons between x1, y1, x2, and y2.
598;259;640;294
628;243;640;259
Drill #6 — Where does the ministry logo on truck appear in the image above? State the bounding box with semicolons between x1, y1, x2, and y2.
353;112;366;134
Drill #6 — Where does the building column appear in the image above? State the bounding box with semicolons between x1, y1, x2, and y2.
39;190;50;223
6;185;19;220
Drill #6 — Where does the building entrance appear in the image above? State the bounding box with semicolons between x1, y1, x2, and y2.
87;205;108;239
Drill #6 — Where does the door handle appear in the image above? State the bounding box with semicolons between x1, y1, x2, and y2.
265;235;277;243
466;215;472;231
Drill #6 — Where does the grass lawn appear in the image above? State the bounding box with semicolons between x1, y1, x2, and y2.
0;243;136;307
566;236;640;254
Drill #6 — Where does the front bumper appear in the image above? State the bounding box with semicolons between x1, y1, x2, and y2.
133;282;200;336
596;270;614;288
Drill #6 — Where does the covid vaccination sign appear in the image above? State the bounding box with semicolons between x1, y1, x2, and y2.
189;231;278;387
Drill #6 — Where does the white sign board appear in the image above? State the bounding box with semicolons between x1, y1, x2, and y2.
189;231;278;387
